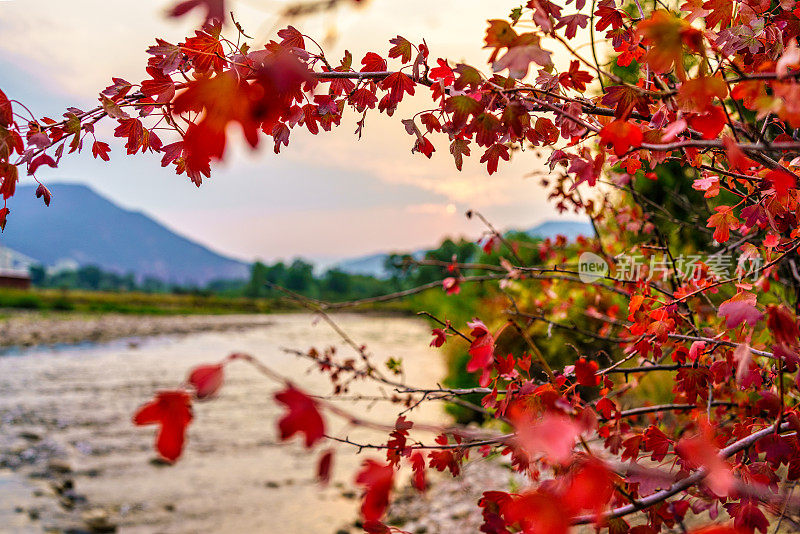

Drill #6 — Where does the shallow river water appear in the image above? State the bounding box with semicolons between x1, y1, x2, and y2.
0;313;447;533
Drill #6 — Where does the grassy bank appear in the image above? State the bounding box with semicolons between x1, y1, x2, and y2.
0;288;289;315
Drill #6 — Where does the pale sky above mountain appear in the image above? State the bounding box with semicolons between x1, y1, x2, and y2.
0;0;587;262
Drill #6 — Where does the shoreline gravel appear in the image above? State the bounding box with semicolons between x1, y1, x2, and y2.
386;459;528;534
0;312;276;348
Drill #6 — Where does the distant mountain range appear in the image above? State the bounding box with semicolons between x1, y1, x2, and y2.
1;184;249;285
0;184;594;284
335;251;424;279
334;220;594;279
525;220;595;241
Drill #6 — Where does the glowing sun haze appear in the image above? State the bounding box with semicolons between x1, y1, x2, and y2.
0;0;580;262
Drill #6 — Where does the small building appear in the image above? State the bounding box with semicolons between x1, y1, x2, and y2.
0;270;31;289
0;245;35;289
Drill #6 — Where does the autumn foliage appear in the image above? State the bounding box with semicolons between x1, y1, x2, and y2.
8;0;800;531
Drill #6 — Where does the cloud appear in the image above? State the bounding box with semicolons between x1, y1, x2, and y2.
1;0;574;259
405;203;457;215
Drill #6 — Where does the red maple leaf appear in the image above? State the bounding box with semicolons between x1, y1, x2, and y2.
450;139;471;171
187;363;224;400
0;207;9;232
169;0;225;25
26;155;57;178
601;85;651;120
467;319;496;385
702;0;733;30
599;120;643;157
559;60;593;91
502;490;570;534
274;385;326;447
173;73;260;156
410;452;426;491
725;501;769;534
687;105;726;139
718;293;763;328
317;449;334;485
277;26;305;50
360;52;388;72
480;143;510;175
767;304;799;346
140;67;176;104
414;136;435;158
430;328;447;347
679;75;727;110
0;88;12;126
181;25;225;73
35;184;51;207
91;141;111;161
388;36;413;63
676;426;735;496
706;205;739;243
643;425;672;462
595;397;618;420
429;58;455;85
563;458;615;518
636;10;693;80
355;459;394;522
594;1;624;32
379;72;415;107
766;169;797;196
0;163;17;200
348;88;378;112
492;40;553;78
510;406;582;464
132;390;193;462
445;95;483;132
555;13;590;39
114;118;146;155
574;357;600;386
428;434;462;476
723;136;756;171
442;276;461;295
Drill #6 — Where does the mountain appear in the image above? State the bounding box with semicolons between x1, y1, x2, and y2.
334;219;595;279
525;220;594;241
334;250;426;279
334;253;393;279
1;184;249;285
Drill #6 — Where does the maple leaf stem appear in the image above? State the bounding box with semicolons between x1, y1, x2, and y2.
469;209;526;265
506;318;556;381
416;311;472;343
325;433;511;451
589;0;605;91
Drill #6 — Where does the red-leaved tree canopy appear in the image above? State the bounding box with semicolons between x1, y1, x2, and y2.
5;0;800;532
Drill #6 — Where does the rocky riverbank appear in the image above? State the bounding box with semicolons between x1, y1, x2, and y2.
0;430;119;533
385;459;529;534
0;312;275;348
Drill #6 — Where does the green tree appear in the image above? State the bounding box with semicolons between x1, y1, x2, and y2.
322;268;352;296
265;262;287;286
284;259;314;293
76;265;103;290
29;264;47;286
245;261;269;298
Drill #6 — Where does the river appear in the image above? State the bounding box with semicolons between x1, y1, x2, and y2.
0;313;447;533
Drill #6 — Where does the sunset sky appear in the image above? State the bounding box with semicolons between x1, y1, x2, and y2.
0;0;586;263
